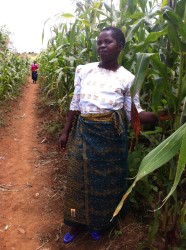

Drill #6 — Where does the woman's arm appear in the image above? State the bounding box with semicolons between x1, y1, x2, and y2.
58;66;82;150
139;111;159;125
58;110;77;150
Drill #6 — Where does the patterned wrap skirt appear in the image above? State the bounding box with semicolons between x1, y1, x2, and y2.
32;71;38;81
64;109;128;231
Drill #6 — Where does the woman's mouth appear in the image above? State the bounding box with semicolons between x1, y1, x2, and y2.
98;50;107;56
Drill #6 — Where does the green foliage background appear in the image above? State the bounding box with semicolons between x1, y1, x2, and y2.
38;1;186;247
0;26;30;100
1;0;186;248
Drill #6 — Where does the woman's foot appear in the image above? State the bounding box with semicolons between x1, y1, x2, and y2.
63;232;75;244
63;226;80;244
90;231;101;241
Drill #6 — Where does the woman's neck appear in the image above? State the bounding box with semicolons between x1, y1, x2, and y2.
98;61;120;71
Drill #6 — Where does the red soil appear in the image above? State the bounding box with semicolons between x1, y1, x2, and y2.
0;78;146;250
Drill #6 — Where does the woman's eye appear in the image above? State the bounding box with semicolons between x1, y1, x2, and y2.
97;40;112;46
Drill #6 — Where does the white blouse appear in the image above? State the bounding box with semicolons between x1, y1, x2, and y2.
70;62;143;121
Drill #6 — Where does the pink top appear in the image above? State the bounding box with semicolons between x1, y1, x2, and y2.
31;63;38;72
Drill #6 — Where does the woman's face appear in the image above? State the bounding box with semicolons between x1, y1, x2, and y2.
97;30;122;63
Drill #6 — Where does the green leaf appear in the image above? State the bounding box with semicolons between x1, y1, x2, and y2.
111;123;186;220
42;18;51;43
181;98;186;125
103;2;112;13
81;19;91;27
79;48;88;56
63;55;76;62
61;13;74;19
126;18;144;42
138;0;147;13
57;71;63;84
128;0;137;14
167;23;181;52
162;130;186;204
180;74;186;101
176;0;186;19
163;9;186;40
140;127;162;135
94;1;102;9
145;28;168;43
152;78;165;111
137;123;186;179
130;53;151;99
132;42;147;53
150;54;168;81
49;58;58;63
119;0;128;12
129;12;145;19
161;0;169;7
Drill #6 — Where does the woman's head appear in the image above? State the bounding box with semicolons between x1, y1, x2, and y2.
100;27;125;49
97;26;125;66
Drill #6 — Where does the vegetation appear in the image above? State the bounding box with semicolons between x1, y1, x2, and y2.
38;0;186;248
1;0;186;248
0;26;30;101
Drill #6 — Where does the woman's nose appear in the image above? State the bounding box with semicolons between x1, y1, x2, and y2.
99;42;106;48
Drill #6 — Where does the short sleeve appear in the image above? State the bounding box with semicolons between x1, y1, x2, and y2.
69;65;82;111
124;79;143;121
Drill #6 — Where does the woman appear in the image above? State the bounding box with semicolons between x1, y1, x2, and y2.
58;27;158;244
31;60;38;83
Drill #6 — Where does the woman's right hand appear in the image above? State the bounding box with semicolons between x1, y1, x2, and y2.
58;110;77;151
58;132;69;150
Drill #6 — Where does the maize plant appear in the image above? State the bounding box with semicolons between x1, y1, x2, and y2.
38;0;186;247
0;26;29;101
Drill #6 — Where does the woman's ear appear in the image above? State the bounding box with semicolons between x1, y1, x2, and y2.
119;42;124;50
117;42;123;53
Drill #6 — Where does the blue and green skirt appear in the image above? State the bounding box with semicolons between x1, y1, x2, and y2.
64;110;128;231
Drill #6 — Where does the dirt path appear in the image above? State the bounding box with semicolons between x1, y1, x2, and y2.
0;78;146;250
0;78;64;250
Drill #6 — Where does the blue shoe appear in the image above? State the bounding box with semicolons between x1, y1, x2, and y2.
90;231;101;241
63;232;75;244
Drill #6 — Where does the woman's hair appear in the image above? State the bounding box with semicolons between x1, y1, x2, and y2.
101;26;125;48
